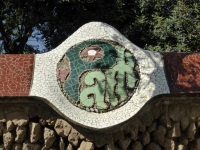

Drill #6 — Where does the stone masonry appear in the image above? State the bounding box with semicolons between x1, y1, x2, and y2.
0;96;199;150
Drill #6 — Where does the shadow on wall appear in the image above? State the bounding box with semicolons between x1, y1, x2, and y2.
162;52;200;93
108;22;168;102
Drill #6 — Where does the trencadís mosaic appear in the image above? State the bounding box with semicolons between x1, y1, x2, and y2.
57;40;140;113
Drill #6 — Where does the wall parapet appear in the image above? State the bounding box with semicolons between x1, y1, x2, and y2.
0;22;200;134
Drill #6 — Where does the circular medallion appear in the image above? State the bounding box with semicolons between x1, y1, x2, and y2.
57;40;140;113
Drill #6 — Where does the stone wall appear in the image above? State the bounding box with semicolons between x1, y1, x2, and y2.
0;96;197;150
0;96;200;150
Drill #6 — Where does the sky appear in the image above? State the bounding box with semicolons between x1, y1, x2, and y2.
27;29;46;53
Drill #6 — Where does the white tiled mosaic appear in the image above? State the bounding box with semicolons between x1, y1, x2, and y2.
30;22;170;129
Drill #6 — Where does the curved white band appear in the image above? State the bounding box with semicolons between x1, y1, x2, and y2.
30;22;170;130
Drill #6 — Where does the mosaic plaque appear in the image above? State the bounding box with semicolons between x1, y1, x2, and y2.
57;40;139;112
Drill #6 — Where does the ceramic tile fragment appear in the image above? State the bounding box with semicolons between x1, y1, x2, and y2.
0;54;34;96
162;53;200;93
26;22;171;129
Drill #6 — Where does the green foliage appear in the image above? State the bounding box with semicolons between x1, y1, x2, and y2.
0;0;62;53
0;0;200;53
144;0;200;52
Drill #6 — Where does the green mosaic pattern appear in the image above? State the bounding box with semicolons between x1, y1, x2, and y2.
80;71;106;108
58;40;139;112
65;41;117;101
79;46;138;109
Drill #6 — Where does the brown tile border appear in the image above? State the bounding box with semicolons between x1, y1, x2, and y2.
162;53;200;93
0;54;34;96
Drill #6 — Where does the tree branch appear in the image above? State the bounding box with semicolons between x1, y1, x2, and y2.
0;17;11;53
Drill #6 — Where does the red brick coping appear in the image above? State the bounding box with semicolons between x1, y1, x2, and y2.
0;55;34;96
